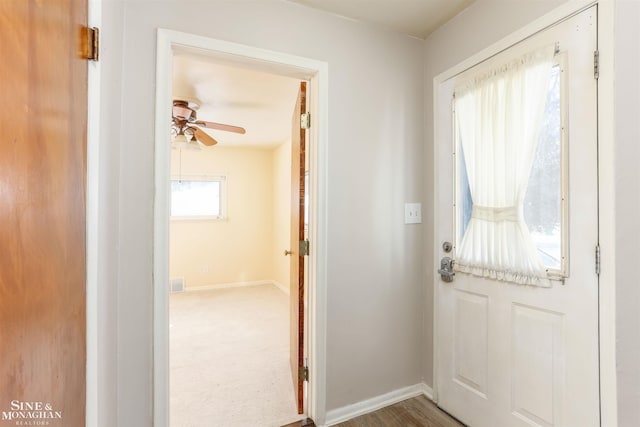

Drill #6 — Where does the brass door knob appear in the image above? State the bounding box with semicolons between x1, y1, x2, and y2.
284;250;293;256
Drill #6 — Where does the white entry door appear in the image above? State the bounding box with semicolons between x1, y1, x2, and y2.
435;7;599;427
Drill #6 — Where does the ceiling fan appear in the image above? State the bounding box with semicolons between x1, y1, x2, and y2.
171;98;246;149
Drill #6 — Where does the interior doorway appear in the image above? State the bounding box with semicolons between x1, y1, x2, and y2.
154;30;329;427
167;54;305;425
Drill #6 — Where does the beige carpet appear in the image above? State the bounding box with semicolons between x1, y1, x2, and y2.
170;284;304;427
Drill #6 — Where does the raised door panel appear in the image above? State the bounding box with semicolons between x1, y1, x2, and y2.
453;290;489;398
511;304;564;427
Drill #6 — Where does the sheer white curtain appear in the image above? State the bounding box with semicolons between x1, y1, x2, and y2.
454;46;555;286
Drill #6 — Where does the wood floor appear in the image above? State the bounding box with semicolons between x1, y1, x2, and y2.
281;418;316;427
282;396;463;427
333;395;464;427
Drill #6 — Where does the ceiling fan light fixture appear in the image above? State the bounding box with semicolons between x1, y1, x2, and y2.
171;133;189;149
186;135;202;150
185;138;203;151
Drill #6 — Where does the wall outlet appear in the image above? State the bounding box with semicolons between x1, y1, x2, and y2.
404;203;422;224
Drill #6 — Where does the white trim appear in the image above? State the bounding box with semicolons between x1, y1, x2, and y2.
431;41;442;410
154;29;329;427
421;383;434;400
85;1;101;426
324;383;428;426
154;29;172;427
432;2;617;426
594;1;618;425
307;58;329;425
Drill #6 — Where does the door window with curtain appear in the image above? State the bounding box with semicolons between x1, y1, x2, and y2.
454;44;566;286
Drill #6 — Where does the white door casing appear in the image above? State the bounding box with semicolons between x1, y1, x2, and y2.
153;30;329;426
435;7;599;427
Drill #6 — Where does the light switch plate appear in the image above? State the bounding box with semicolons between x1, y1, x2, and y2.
404;203;422;224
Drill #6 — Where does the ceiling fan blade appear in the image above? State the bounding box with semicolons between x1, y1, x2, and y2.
195;120;246;134
193;127;218;146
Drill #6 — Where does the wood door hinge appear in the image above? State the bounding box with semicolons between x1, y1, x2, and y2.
299;240;310;256
298;365;309;382
595;244;601;276
82;27;100;61
594;50;599;80
301;112;311;130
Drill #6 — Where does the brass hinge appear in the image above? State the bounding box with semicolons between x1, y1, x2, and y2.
593;50;599;80
298;365;309;382
301;112;311;130
82;27;100;61
299;240;310;256
595;244;601;276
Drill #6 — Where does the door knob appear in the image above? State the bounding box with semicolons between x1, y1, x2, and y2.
438;256;455;282
284;249;293;256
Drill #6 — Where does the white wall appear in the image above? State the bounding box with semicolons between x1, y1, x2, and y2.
97;0;640;425
99;1;424;425
614;2;640;425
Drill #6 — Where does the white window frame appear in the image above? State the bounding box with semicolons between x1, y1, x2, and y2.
170;174;227;221
553;54;569;279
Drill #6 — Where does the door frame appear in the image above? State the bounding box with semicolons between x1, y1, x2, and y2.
431;1;617;425
153;30;329;427
86;0;100;425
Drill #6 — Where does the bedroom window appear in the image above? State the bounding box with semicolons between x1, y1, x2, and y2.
170;176;226;220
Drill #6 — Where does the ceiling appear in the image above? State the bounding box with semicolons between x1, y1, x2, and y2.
172;52;301;149
171;1;475;150
288;0;475;39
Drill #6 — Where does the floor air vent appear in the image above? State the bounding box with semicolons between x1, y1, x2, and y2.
170;277;185;293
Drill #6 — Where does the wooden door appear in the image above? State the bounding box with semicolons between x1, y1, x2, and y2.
290;82;307;414
436;7;599;427
0;1;87;426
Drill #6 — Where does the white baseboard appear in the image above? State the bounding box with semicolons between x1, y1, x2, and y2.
185;280;273;292
422;383;434;400
185;279;290;294
324;383;431;426
271;280;290;295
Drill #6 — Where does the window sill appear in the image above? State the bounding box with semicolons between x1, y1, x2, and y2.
170;216;226;222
